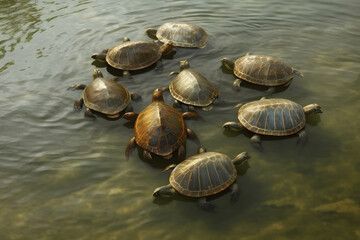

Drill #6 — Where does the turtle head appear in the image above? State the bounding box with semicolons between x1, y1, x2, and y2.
152;88;164;103
179;60;190;71
153;184;176;198
232;152;251;166
91;49;108;62
303;103;322;115
145;28;158;39
293;68;304;77
122;37;130;42
197;147;206;153
160;41;174;55
222;122;244;131
220;58;235;70
92;68;104;80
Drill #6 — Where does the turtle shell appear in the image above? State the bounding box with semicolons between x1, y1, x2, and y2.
169;152;237;198
134;101;187;156
156;22;208;48
169;69;218;107
238;98;306;136
83;77;131;115
106;41;161;70
233;55;297;86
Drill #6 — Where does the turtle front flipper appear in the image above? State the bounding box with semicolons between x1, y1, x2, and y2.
265;86;276;95
201;105;213;111
297;130;308;147
233;79;242;90
177;145;186;161
154;60;163;73
125;137;137;160
143;150;153;161
250;134;263;151
130;92;141;101
145;28;158;40
186;128;201;147
123;112;139;122
173;99;183;109
229;183;240;204
73;98;84;112
198;197;215;211
181;111;201;120
84;108;96;120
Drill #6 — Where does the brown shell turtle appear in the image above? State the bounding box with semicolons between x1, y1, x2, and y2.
222;97;322;148
221;54;303;93
124;88;201;161
146;22;208;48
163;60;218;111
91;37;173;76
153;148;251;211
68;68;140;119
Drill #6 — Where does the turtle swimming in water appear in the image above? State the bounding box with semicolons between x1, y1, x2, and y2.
222;97;322;149
153;148;251;211
221;54;303;93
146;22;208;48
91;37;174;76
68;68;141;120
124;88;201;161
163;60;218;111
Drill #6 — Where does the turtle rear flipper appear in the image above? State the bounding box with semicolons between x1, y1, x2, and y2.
198;198;215;211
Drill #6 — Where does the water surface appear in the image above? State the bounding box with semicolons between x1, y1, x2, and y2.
1;0;360;239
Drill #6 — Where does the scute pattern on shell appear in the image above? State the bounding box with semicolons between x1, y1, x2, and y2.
238;98;306;136
156;22;208;48
234;55;296;86
169;69;218;107
83;78;131;114
106;41;161;70
170;152;237;198
134;101;187;156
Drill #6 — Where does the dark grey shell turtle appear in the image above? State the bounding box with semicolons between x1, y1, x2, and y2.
83;75;131;117
169;152;237;197
233;54;301;86
150;22;208;48
169;69;218;107
238;98;306;136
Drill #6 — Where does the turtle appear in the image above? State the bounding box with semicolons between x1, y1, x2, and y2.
162;60;218;111
91;37;174;76
124;88;202;161
220;53;303;93
153;148;251;211
222;97;322;149
146;22;208;48
68;68;141;119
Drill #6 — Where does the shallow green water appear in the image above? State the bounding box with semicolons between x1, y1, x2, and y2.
1;0;359;239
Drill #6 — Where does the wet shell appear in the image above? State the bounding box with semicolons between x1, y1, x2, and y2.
234;55;297;86
156;22;208;48
238;98;306;136
134;101;187;156
169;69;218;107
169;152;237;198
106;41;161;70
83;77;131;115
